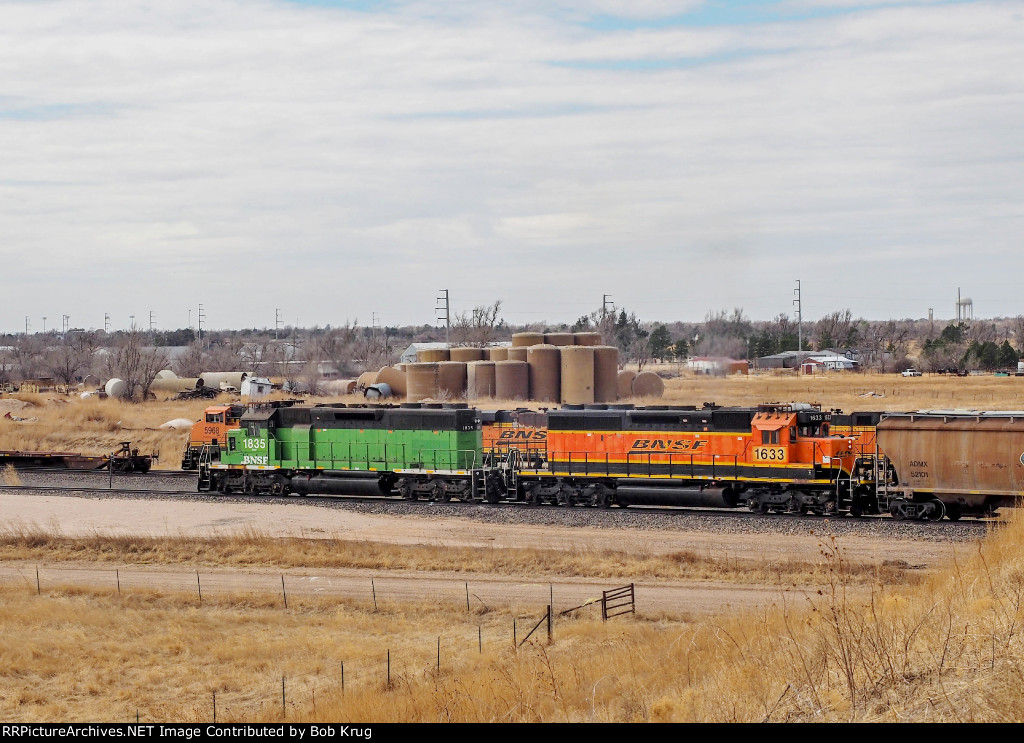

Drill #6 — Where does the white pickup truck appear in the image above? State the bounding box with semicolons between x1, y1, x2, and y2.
901;368;922;377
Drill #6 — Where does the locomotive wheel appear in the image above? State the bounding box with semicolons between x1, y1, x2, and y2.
555;488;570;507
758;500;771;515
523;484;540;506
926;499;945;522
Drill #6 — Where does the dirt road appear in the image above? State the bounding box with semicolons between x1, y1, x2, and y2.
0;491;977;617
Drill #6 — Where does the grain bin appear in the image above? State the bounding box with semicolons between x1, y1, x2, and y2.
450;347;484;362
560;346;595;405
573;332;602;346
376;366;407;397
494;360;529;400
417;348;450;362
632;371;665;398
527;344;560;402
406;363;440;402
507;347;528;362
437;361;468;399
467;361;496;399
356;371;378;389
512;332;544;347
489;347;509;362
544;332;574;347
593;346;619;403
617;370;637;399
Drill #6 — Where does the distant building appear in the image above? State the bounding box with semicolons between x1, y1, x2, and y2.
686;357;748;376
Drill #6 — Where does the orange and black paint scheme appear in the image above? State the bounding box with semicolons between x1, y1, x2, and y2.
181;404;246;469
515;404;862;513
480;409;549;466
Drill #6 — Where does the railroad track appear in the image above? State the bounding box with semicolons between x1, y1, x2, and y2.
0;479;993;537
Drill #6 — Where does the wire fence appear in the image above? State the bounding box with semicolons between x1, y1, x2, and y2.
0;564;638;722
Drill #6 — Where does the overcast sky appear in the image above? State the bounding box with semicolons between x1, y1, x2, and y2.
1;0;1021;333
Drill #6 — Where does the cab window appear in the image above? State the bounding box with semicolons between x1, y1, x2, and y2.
761;430;780;445
206;413;224;424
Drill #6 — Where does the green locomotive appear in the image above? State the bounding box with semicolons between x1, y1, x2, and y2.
202;402;505;501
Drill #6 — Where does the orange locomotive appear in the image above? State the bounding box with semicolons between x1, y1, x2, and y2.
516;403;863;514
480;409;548;467
181;404;246;469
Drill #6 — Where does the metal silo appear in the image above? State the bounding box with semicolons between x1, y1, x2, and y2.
527;344;561;402
593;346;619;403
573;332;602;346
437;361;468;399
494;360;529;400
417;348;450;362
560;346;595;405
512;332;544;347
507;347;529;362
544;332;574;347
450;347;484;362
467;361;496;399
489;347;509;362
406;363;440;402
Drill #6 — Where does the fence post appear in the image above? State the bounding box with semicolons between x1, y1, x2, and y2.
282;676;286;719
465;582;470;612
116;569;120;596
281;575;287;609
547;605;552;642
212;692;216;723
513;618;517;648
197;571;202;605
478;625;482;654
387;649;391;688
372;579;377;610
341;661;344;695
601;590;606;621
437;636;440;672
35;567;40;595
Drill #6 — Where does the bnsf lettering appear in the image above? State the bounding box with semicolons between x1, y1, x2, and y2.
630;439;707;452
498;430;548;441
243;455;269;465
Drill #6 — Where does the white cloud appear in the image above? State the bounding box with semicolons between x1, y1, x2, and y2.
0;0;1022;331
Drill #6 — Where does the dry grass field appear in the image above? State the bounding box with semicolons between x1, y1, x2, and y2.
2;372;1023;721
0;516;1019;722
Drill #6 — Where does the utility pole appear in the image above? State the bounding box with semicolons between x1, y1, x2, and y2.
62;315;69;334
104;313;111;333
149;311;155;333
275;309;282;341
793;280;803;352
436;290;450;347
198;304;206;348
602;294;613;320
129;315;135;330
42;316;46;333
24;316;29;335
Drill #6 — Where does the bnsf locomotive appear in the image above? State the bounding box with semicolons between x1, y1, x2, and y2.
195;401;1024;520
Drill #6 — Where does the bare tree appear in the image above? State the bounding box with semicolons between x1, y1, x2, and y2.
174;342;206;378
450;301;504;346
45;332;98;392
105;330;168;401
